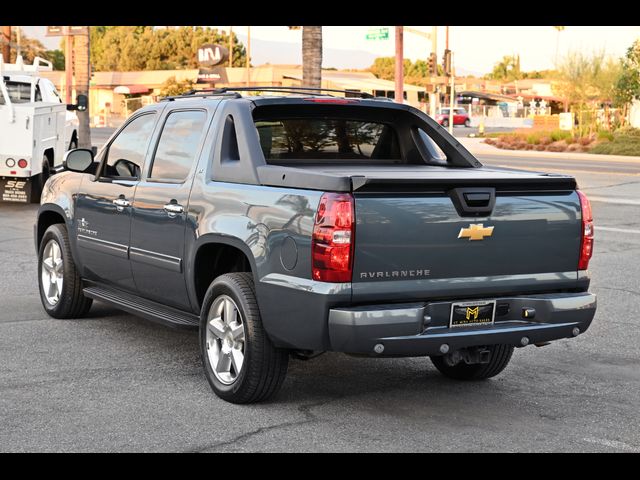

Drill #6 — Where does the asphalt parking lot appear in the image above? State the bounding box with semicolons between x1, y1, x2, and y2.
0;142;639;452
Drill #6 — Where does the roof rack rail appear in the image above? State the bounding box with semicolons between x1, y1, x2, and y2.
160;91;241;102
165;86;375;100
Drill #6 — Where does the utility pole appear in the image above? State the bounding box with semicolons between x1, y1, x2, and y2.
246;26;251;87
449;51;455;135
229;26;234;68
1;26;11;61
64;33;73;103
16;27;21;58
73;30;91;149
395;26;403;104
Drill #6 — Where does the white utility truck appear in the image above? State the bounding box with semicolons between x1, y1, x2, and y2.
0;55;86;203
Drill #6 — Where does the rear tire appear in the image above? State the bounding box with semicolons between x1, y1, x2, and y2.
464;119;471;127
38;224;93;318
200;273;289;404
430;344;514;380
442;119;449;127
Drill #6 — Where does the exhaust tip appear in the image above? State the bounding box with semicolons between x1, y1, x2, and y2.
572;327;580;337
520;337;530;346
439;344;450;354
373;343;385;354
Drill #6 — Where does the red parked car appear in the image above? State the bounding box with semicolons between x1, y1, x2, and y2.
436;107;471;127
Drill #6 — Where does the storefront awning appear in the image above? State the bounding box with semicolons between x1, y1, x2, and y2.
113;85;150;95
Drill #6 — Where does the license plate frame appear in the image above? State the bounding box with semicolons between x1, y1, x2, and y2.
449;300;496;328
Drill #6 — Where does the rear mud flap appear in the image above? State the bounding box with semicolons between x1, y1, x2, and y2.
0;178;32;203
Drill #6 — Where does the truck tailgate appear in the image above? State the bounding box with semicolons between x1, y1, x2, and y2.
351;172;583;302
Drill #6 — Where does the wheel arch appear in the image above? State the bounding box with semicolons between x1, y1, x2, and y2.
36;204;70;251
187;234;259;312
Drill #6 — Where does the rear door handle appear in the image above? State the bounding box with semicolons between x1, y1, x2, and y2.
113;198;130;212
163;203;184;217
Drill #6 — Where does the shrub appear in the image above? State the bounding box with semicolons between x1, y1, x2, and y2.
526;134;540;145
550;130;572;142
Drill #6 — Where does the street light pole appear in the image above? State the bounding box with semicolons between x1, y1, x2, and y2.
246;26;251;86
395;26;403;104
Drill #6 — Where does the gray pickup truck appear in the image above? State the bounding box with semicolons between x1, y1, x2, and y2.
35;87;596;403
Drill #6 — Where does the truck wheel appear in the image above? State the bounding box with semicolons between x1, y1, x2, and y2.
200;272;289;404
38;224;93;319
430;344;514;380
30;155;51;204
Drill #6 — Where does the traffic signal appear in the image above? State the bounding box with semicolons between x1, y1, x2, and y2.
443;49;452;76
428;52;438;76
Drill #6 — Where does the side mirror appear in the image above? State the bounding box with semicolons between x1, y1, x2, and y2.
63;149;94;173
67;94;88;112
76;94;88;112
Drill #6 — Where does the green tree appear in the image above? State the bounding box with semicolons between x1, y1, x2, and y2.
41;49;65;70
159;76;195;97
89;26;246;71
370;56;443;88
486;55;523;81
554;50;621;109
614;40;640;107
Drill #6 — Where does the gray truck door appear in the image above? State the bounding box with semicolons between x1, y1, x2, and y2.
74;112;157;291
129;108;211;310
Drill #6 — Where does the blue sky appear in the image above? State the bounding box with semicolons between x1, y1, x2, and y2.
23;25;640;75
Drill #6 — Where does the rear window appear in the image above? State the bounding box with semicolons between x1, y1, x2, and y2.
255;118;400;162
0;81;41;104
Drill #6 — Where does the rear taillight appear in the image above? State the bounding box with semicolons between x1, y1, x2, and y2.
577;190;594;270
17;159;28;169
312;192;354;282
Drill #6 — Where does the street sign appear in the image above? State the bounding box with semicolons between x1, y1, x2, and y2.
46;26;89;36
46;26;65;37
559;112;574;131
365;28;389;40
197;44;229;67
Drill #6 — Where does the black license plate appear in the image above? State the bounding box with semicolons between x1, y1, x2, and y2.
450;300;496;328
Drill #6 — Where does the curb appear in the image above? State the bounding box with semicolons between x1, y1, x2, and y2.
458;138;640;163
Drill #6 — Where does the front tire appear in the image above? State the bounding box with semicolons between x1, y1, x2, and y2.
38;224;93;318
200;273;289;404
442;119;449;127
430;344;514;380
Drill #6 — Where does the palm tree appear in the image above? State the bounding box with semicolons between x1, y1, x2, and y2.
554;26;565;66
302;26;322;88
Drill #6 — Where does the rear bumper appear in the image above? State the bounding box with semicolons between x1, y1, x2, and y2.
328;292;596;356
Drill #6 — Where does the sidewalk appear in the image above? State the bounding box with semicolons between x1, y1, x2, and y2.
458;137;640;163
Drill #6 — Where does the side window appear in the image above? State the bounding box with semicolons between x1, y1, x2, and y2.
101;114;156;180
149;110;207;182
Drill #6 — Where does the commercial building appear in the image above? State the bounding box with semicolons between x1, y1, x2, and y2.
41;65;425;126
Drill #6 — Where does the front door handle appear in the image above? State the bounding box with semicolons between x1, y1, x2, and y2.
163;203;184;218
113;197;130;212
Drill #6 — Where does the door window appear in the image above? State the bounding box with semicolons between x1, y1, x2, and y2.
101;113;156;180
148;110;208;182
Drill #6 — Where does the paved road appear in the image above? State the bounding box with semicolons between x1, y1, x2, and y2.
1;150;639;452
